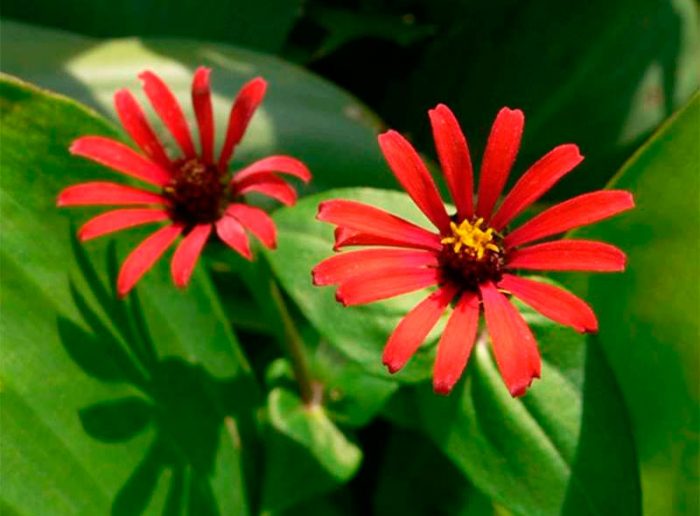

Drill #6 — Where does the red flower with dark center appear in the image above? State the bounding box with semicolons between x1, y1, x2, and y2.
313;104;634;397
58;68;311;297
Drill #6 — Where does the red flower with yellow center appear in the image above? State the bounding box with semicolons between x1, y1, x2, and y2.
58;68;311;296
313;104;634;396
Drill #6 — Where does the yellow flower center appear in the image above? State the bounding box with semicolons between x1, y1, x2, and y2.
441;218;501;260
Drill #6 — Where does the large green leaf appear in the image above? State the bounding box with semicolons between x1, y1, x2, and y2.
0;20;390;192
409;299;641;515
571;93;700;515
0;75;259;514
394;0;699;198
266;187;446;383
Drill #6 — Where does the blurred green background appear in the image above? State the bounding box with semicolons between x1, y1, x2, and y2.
1;0;698;515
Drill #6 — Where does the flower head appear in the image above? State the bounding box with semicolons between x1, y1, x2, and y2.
59;68;311;296
313;104;633;397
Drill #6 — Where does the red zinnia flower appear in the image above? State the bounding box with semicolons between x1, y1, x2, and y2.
313;105;633;397
58;68;311;297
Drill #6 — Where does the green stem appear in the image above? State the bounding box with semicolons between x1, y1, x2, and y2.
268;278;319;406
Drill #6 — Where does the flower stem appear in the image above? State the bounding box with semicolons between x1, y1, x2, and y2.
268;278;320;406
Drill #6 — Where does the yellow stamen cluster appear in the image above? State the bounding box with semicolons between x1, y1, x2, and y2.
441;218;500;260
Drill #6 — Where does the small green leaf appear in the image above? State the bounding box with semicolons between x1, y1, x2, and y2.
262;387;362;513
267;187;444;383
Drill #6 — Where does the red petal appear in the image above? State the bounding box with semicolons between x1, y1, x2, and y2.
216;215;252;260
232;155;311;184
57;182;166;206
433;292;480;395
333;227;418;251
480;281;541;397
114;90;171;168
335;267;440;306
226;203;277;249
317;200;442;252
505;190;635;248
236;174;297;206
78;208;170;241
499;274;597;333
117;224;182;296
312;248;438;286
507;239;626;272
378;130;450;233
428;104;474;219
218;77;267;169
382;285;457;373
191;67;215;164
139;71;196;158
171;224;212;288
70;136;170;186
490;144;584;230
475;108;524;220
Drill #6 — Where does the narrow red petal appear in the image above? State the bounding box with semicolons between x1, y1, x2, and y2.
236;174;297;206
312;248;438;286
378;130;450;233
114;90;171;168
218;77;267;169
480;281;541;397
499;274;598;333
232;155;311;184
335;267;440;307
333;227;420;251
317;200;442;252
382;285;457;373
78;208;170;241
117;224;182;297
171;224;212;288
226;203;277;249
433;292;480;395
70;136;170;186
490;144;584;230
507;239;626;272
57;182;166;207
191;67;215;164
428;104;474;219
476;108;524;220
139;71;196;158
506;190;634;248
216;215;252;260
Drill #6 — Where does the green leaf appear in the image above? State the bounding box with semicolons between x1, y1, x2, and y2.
571;93;700;515
0;19;391;192
267;187;445;383
396;0;699;197
398;290;641;515
0;75;258;515
262;387;362;513
3;0;302;53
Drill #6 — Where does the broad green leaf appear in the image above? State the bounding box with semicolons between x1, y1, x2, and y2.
395;0;699;197
412;300;641;516
571;93;700;515
3;0;301;53
266;187;446;383
0;20;390;193
0;75;258;515
262;387;362;513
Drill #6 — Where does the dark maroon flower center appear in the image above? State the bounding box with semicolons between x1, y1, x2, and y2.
163;158;227;225
438;216;506;292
